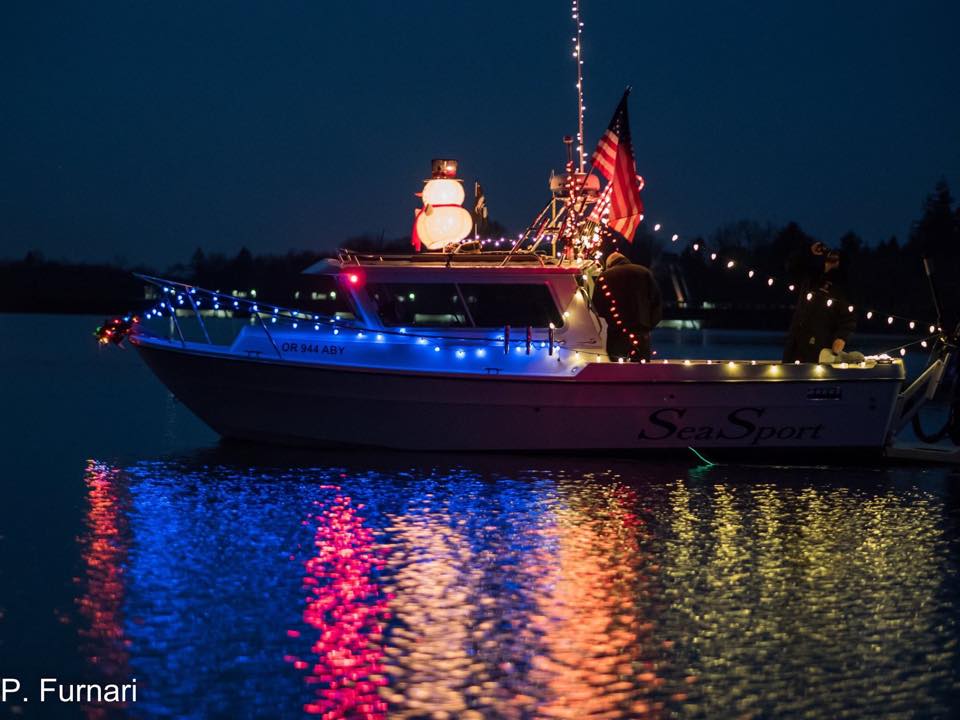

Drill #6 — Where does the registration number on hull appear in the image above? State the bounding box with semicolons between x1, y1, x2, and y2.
281;343;345;356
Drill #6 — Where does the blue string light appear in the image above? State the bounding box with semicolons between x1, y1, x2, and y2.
132;275;941;364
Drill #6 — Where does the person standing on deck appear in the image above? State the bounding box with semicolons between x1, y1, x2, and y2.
782;241;856;363
592;251;662;361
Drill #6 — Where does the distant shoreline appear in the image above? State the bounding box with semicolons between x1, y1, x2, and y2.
0;306;916;340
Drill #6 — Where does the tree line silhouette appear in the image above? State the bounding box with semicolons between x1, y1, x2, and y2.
1;180;957;329
697;179;955;319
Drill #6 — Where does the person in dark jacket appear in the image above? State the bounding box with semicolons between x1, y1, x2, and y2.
782;241;856;363
592;251;662;361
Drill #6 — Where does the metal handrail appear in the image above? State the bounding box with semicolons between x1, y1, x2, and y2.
134;273;571;351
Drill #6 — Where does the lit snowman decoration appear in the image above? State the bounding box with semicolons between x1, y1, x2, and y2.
412;159;474;251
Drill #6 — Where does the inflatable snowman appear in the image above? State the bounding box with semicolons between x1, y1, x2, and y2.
412;159;474;251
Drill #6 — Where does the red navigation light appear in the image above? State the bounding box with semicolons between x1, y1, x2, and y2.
346;273;362;286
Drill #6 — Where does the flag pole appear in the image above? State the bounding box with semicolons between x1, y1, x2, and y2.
557;87;632;258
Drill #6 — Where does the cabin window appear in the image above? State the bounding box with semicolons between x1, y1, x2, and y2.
367;283;469;327
293;275;356;319
459;284;563;328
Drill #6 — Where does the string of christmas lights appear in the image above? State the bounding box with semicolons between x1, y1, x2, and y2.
136;281;587;359
595;272;644;360
123;276;928;368
571;0;586;171
569;154;942;356
877;332;942;358
360;227;942;356
632;219;946;357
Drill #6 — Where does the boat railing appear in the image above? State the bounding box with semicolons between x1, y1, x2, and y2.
132;273;569;360
335;248;563;267
889;320;959;437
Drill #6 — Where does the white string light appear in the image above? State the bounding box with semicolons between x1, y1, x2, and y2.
645;217;938;334
571;0;586;172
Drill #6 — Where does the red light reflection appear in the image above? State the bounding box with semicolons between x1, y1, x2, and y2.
77;461;131;719
286;490;391;718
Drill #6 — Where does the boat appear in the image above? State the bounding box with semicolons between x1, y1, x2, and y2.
94;59;959;456
94;237;954;455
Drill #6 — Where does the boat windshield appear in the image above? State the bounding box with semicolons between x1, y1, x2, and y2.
292;275;357;319
368;282;563;328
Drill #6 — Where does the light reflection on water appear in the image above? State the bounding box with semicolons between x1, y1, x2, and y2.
75;455;960;718
292;489;391;717
77;463;133;720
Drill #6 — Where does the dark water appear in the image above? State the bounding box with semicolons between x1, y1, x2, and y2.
1;315;959;719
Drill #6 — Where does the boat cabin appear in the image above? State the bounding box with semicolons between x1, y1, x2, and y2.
298;251;606;353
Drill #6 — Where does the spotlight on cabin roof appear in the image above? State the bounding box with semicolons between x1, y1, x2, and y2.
431;158;458;178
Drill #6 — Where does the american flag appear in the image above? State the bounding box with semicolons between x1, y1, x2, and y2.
589;90;643;242
591;130;618;182
587;182;613;223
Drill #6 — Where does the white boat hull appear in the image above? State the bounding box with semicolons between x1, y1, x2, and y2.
134;339;904;453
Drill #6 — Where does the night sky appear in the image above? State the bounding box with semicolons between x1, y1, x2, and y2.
2;1;958;266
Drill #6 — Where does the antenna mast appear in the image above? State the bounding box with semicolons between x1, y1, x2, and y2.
572;0;585;172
